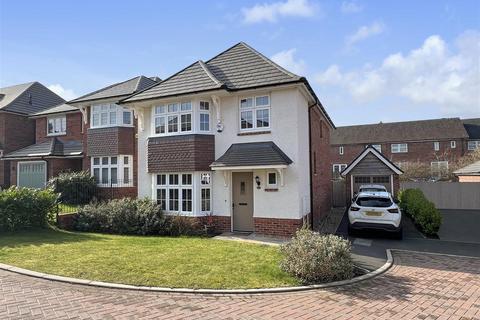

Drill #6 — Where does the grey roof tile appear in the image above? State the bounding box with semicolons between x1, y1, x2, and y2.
31;103;79;116
0;82;66;115
463;118;480;139
211;141;292;167
2;138;82;159
331;118;469;145
454;160;480;175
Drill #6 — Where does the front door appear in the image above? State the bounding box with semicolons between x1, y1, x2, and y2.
232;172;254;232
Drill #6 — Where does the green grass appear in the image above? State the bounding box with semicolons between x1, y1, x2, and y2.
0;229;298;289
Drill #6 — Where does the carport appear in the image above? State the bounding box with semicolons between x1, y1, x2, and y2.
341;145;403;201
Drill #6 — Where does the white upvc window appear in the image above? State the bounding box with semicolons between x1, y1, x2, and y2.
239;95;270;131
153;101;192;135
371;144;382;152
434;141;440;151
91;103;133;128
155;173;193;213
200;172;212;213
450;141;456;148
266;171;278;188
199;101;211;132
431;161;449;177
339;146;344;155
91;155;133;187
468;140;480;150
332;164;347;179
47;115;66;136
391;143;408;153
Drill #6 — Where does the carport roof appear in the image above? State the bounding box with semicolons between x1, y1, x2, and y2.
454;160;480;176
341;145;403;176
2;138;83;159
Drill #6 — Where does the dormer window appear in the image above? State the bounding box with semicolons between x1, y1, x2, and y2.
47;115;66;136
239;95;270;131
91;103;133;128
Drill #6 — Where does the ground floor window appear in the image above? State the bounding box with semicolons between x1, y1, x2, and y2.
431;161;449;178
91;155;133;187
332;164;347;179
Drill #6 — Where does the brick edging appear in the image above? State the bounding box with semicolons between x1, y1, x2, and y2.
0;250;393;294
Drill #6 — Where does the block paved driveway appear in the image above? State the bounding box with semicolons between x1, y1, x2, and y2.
1;251;479;320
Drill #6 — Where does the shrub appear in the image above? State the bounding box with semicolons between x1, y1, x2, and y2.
49;171;96;205
0;187;58;231
280;229;354;284
162;215;202;236
400;188;442;235
74;198;165;235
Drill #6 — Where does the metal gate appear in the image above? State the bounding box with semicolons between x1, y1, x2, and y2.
332;179;346;207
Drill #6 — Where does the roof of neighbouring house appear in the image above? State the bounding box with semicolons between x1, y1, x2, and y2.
463;118;480;140
68;76;160;104
0;82;66;115
331;118;469;145
341;145;403;176
454;160;480;176
31;103;79;117
211;141;293;168
2;138;83;159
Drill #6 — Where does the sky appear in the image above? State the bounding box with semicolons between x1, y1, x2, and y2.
0;0;479;126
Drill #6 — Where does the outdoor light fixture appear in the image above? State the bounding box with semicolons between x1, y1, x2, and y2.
255;176;261;189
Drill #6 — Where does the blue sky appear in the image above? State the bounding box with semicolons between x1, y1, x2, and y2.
0;0;479;125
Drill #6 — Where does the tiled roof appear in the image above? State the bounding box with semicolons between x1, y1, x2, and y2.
31;103;79;116
211;142;292;167
2;138;83;159
454;160;480;176
0;82;65;115
331;118;469;145
463;118;480;140
69;76;160;104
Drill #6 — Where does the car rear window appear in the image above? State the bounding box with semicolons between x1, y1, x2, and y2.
360;188;385;192
356;197;392;207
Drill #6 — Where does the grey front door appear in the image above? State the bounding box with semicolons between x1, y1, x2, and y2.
232;172;254;232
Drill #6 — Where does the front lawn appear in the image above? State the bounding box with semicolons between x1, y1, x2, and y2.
0;229;298;289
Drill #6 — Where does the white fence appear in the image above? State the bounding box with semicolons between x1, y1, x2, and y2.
400;182;480;210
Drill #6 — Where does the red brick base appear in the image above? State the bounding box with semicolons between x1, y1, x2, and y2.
57;213;76;230
254;217;304;237
96;187;137;200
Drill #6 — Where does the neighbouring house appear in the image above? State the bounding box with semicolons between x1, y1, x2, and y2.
68;76;160;198
2;104;83;188
463;118;480;152
341;145;403;201
0;82;66;188
454;160;480;182
331;118;470;180
118;42;334;236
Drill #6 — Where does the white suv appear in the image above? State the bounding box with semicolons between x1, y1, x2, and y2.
348;191;402;239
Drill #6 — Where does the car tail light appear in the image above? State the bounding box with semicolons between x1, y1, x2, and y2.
388;208;399;213
350;206;360;211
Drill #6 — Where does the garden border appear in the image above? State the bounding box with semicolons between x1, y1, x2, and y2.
0;250;393;294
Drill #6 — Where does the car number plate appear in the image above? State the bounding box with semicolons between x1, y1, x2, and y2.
365;211;382;216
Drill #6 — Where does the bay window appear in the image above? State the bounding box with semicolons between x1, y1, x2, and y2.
154;101;192;135
91;155;133;186
91;103;132;128
200;173;211;213
199;101;210;131
47;115;66;135
239;95;270;131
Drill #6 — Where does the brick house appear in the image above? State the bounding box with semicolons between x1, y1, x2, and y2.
330;118;472;179
463;118;480;152
68;76;160;198
118;42;335;236
0;82;65;188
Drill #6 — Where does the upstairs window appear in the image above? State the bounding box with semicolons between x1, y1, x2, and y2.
91;104;132;128
339;146;344;155
434;142;440;151
154;101;192;135
239;95;270;131
47;116;66;135
332;164;347;179
450;141;456;149
391;143;408;153
366;144;382;152
468;140;480;150
199;101;210;132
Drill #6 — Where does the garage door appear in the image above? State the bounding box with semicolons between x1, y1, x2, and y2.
353;175;391;194
18;162;46;189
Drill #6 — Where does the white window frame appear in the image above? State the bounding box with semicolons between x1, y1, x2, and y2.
200;172;212;213
372;144;382;152
431;161;449;176
199;101;211;132
152;101;193;136
47;115;67;136
468;140;480;150
91;155;133;187
266;171;278;188
339;146;344;155
391;143;408;153
434;141;440;151
155;173;194;214
450;141;456;148
239;95;271;132
90;103;133;129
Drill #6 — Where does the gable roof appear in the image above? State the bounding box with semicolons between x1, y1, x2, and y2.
463;118;480;140
69;76;160;104
341;145;403;176
31;103;79;117
0;82;66;115
2;138;82;159
211;141;293;168
331;118;469;145
454;160;480;176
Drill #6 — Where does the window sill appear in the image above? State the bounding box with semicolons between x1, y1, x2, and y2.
237;130;271;136
89;125;134;130
47;133;67;137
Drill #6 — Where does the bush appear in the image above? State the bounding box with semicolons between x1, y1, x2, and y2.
400;188;442;235
49;171;96;205
162;215;202;236
280;229;354;284
0;187;58;231
74;198;165;235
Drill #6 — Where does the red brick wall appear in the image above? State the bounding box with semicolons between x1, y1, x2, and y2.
310;105;332;229
35;112;83;143
254;217;303;237
9;158;83;186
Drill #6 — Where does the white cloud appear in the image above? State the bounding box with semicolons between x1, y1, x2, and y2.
341;1;362;14
271;48;306;75
315;31;480;115
242;0;317;24
47;84;77;101
346;21;385;46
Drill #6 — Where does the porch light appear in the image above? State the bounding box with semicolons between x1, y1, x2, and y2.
255;176;261;189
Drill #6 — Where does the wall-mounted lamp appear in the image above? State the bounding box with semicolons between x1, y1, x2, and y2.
255;176;261;189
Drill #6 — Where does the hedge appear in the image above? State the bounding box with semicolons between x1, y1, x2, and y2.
0;187;58;231
48;171;97;205
399;188;442;235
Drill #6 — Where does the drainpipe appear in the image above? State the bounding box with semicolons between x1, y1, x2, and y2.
308;103;315;231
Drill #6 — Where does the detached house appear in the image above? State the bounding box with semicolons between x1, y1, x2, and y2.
119;43;334;236
0;82;66;188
